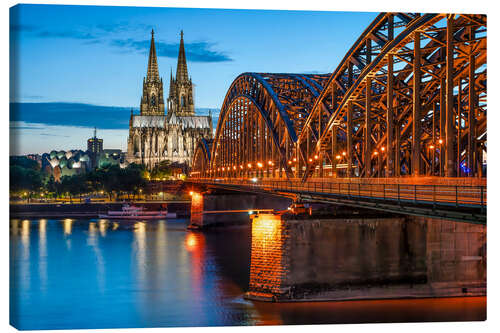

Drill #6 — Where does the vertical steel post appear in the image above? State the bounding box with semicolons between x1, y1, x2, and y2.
347;101;353;178
413;32;422;176
446;16;457;177
468;52;476;177
387;54;394;177
365;77;372;177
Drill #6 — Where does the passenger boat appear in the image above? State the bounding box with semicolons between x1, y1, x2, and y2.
98;204;177;219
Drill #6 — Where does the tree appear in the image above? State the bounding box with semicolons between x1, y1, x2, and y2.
150;160;173;180
120;164;147;199
10;165;43;202
60;174;90;203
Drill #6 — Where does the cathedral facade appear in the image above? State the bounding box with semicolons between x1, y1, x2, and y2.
127;30;213;169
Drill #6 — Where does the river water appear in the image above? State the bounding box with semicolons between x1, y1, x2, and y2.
10;218;485;330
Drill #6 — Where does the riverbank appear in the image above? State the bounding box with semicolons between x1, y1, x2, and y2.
10;201;191;219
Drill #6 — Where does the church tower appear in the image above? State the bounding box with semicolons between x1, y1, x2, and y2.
168;30;195;117
140;29;165;116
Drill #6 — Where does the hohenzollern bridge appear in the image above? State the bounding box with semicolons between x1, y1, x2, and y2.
188;13;486;224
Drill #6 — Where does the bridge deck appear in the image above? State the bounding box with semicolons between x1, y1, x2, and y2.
189;178;486;224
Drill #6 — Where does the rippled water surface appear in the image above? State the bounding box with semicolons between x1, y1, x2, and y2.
10;218;486;330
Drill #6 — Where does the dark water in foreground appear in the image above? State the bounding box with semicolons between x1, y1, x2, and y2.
10;218;485;330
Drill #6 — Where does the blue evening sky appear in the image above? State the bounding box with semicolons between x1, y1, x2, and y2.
10;4;377;154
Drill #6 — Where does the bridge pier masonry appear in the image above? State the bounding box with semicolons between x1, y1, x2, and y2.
245;211;486;302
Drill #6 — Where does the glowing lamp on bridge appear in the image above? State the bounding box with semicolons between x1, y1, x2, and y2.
251;177;258;183
439;139;443;144
381;146;385;152
314;155;319;160
308;158;313;162
293;158;297;162
189;191;194;196
233;166;237;170
342;151;346;156
240;165;244;169
336;155;341;160
373;151;379;156
257;162;263;168
430;145;435;149
247;163;252;168
288;160;292;165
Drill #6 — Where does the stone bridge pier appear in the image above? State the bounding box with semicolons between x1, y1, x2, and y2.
245;213;486;302
188;190;292;229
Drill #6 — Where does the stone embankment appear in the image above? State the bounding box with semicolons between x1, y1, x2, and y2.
10;201;190;219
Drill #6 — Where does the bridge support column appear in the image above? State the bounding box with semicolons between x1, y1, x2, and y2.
188;191;292;230
245;213;486;302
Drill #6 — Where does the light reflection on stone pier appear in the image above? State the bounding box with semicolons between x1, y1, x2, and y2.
245;214;486;302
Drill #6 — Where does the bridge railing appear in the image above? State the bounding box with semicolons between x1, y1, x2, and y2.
189;178;486;211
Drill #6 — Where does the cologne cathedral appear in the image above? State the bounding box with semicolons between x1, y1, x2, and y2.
127;30;213;169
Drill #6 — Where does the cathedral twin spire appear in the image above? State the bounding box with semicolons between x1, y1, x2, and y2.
146;29;160;83
140;29;194;117
175;30;189;84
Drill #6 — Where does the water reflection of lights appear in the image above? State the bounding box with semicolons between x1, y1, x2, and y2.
134;222;147;284
21;220;30;249
63;218;73;235
39;219;48;291
10;219;20;236
112;222;119;230
98;219;108;237
88;222;105;292
185;233;198;252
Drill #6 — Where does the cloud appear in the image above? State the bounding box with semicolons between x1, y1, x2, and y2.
10;24;38;32
110;38;233;63
10;23;98;40
39;133;70;137
10;102;220;130
10;22;232;62
35;30;97;40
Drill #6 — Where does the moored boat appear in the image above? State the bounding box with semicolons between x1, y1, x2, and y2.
98;204;177;219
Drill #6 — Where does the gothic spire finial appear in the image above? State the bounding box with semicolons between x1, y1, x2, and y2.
176;29;189;83
146;29;160;82
151;28;154;36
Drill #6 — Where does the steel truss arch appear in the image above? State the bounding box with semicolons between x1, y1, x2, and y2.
190;12;486;184
209;72;329;179
297;13;486;182
192;138;212;178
